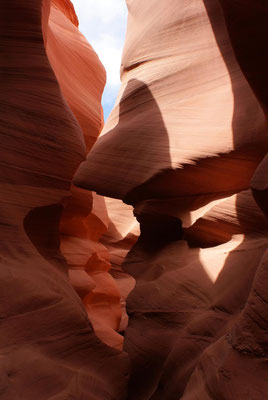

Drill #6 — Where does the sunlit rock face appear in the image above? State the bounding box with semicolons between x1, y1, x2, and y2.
46;0;105;150
74;0;267;221
0;0;128;398
44;0;129;349
74;0;268;399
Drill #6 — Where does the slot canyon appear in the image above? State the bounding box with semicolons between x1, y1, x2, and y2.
0;0;268;399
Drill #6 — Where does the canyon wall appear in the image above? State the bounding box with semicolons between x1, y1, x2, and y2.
46;0;127;350
0;1;128;398
1;0;267;399
74;0;268;399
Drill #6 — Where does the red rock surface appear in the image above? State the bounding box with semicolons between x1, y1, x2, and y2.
2;0;268;399
46;0;105;150
74;0;267;218
73;0;268;399
44;0;126;349
0;0;128;398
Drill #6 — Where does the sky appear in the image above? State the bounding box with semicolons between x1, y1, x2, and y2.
71;0;128;121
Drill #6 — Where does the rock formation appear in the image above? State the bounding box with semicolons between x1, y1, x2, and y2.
74;0;267;215
1;0;268;399
0;1;128;398
45;0;127;349
74;0;268;399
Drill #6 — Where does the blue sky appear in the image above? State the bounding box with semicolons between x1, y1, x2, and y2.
71;0;128;120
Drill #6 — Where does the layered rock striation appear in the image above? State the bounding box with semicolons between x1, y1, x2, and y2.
74;0;268;399
74;0;267;221
45;0;126;349
1;0;268;399
0;1;128;398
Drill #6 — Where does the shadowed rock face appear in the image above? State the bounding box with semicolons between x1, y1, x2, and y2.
73;0;268;399
74;0;267;214
0;1;128;399
1;0;268;400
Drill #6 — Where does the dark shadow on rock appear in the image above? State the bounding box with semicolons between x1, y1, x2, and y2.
118;83;212;400
24;204;68;272
74;78;173;200
135;213;183;252
110;78;172;175
124;1;267;214
123;238;213;400
150;2;268;399
202;0;268;335
216;0;268;115
124;2;268;400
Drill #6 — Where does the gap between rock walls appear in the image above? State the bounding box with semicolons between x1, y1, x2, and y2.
1;0;268;399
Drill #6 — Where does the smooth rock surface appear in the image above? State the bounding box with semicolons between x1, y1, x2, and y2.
0;1;128;398
73;0;268;399
45;0;127;348
74;0;268;224
2;0;268;399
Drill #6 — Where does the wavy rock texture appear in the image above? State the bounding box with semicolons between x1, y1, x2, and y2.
74;0;267;220
46;0;105;150
74;0;268;399
0;1;128;399
44;0;128;349
2;0;268;399
123;191;268;399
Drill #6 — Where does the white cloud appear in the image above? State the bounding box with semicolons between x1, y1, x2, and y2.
71;0;128;119
91;33;123;87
